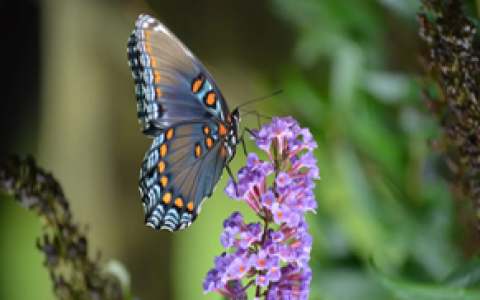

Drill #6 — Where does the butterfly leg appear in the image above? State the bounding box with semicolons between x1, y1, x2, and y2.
225;164;240;197
238;127;256;156
253;110;264;130
242;138;248;157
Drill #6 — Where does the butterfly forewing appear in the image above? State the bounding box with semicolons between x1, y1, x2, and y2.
127;14;231;136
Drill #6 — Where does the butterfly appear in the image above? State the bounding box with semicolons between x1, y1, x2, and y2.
127;14;242;232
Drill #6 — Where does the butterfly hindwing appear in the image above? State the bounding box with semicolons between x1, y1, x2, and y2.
139;122;228;231
127;14;231;136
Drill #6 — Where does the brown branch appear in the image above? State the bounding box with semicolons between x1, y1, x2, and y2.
0;155;126;300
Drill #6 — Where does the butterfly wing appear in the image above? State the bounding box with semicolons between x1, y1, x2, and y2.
139;121;228;231
127;14;231;137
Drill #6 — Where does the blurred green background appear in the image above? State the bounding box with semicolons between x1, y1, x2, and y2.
1;0;479;299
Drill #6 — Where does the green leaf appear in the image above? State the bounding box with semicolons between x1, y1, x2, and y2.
441;254;480;288
316;267;390;300
370;259;480;300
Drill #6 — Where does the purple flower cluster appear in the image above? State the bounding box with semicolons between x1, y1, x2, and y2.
203;117;319;299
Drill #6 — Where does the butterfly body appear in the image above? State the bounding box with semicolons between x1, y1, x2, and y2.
127;14;240;231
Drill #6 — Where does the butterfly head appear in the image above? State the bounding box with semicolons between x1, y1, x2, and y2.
231;108;241;130
224;108;241;163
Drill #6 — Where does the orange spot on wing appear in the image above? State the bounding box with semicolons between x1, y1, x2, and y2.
154;70;161;83
227;114;232;123
160;176;168;188
166;128;174;140
192;76;204;93
163;192;172;204
174;197;183;208
145;31;150;40
218;122;227;136
145;43;151;52
203;126;210;135
158;161;165;173
195;144;202;157
206;137;213;148
156;88;162;97
205;92;216;107
160;144;167;157
187;201;194;211
150;57;156;67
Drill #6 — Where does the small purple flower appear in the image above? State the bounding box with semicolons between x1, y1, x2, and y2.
300;128;317;149
239;230;255;249
278;244;294;262
230;211;244;223
247;153;260;169
267;286;279;300
286;211;302;227
228;257;251;278
276;171;292;187
272;230;284;243
271;202;292;224
259;162;274;178
298;151;317;169
249;222;263;239
256;275;270;287
254;126;272;152
261;190;275;209
265;241;279;256
203;269;222;293
269;118;289;138
224;179;241;199
223;219;240;235
220;232;236;249
204;117;319;299
249;249;272;270
267;266;282;282
308;165;320;179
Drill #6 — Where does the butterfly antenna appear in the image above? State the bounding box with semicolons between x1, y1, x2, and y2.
241;109;272;120
240;110;271;130
236;89;284;109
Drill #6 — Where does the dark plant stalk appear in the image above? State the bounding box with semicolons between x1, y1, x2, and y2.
418;0;480;236
0;155;126;300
